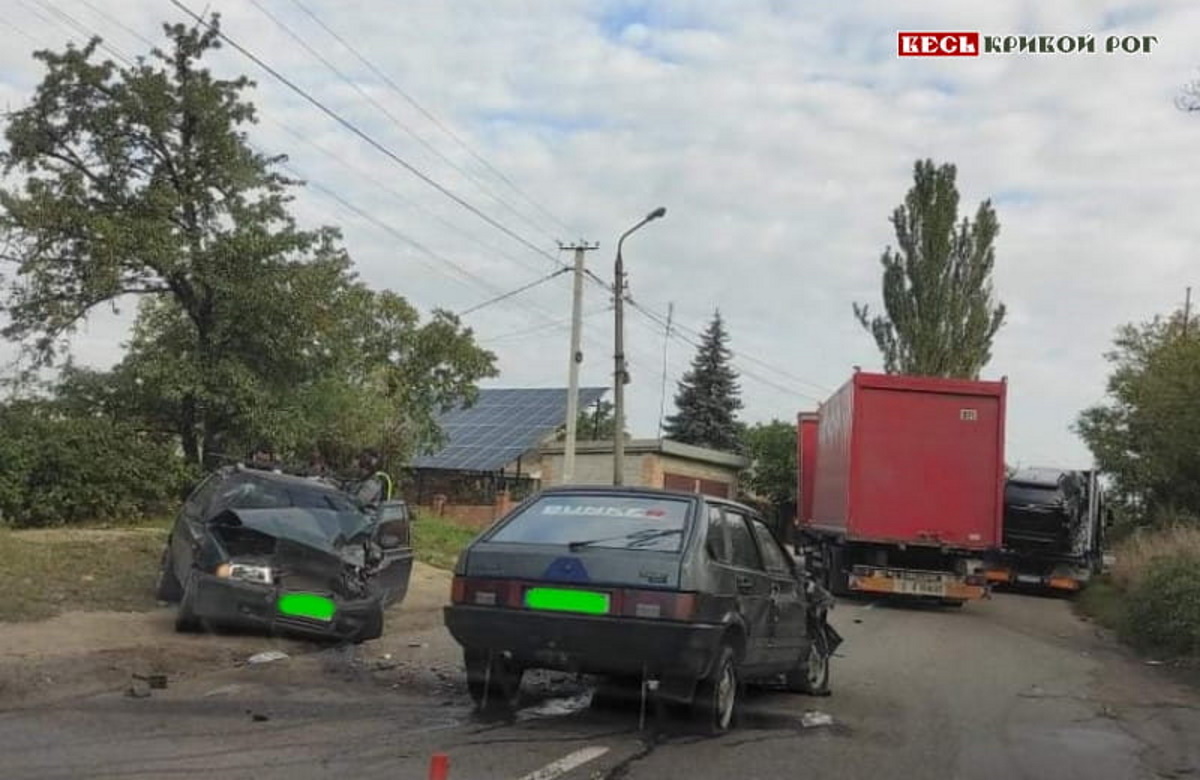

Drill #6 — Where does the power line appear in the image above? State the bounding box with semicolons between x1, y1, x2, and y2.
286;0;574;237
262;116;553;277
458;268;568;317
246;0;557;246
479;305;611;345
169;0;567;274
625;296;823;403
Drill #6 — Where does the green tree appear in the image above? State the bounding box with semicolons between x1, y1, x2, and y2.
663;311;743;452
0;19;494;466
741;420;797;508
554;399;625;442
853;159;1007;378
1076;309;1200;526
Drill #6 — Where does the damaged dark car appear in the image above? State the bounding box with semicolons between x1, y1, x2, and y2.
155;465;414;643
444;486;843;733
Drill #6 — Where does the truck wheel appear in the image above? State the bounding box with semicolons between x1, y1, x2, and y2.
785;630;831;696
154;545;183;603
464;649;524;712
694;644;738;734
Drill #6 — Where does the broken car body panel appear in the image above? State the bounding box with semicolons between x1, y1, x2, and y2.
160;466;413;641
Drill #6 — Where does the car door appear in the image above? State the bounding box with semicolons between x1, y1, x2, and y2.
368;500;415;606
749;516;807;668
720;506;773;671
171;473;224;579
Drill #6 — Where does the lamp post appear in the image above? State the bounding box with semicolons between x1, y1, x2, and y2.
613;206;666;485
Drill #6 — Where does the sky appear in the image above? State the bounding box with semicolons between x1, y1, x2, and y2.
0;0;1197;469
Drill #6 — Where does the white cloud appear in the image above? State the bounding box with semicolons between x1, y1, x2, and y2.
1;0;1196;469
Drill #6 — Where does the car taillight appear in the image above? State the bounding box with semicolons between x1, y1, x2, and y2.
452;577;520;607
620;589;697;621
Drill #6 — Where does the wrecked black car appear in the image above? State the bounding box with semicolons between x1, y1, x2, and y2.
155;464;413;643
444;486;842;732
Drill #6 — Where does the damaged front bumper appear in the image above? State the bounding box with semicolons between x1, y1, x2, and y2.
190;572;383;641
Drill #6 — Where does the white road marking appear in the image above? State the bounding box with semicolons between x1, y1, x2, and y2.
516;746;610;780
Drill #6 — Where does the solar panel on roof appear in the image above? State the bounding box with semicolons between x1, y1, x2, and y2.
411;387;607;472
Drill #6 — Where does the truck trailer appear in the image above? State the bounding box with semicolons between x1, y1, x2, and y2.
983;467;1107;592
796;370;1006;605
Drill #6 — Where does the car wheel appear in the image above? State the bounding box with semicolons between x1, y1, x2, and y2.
154;545;183;603
352;606;384;643
464;649;524;712
786;629;831;696
694;643;738;734
174;573;203;633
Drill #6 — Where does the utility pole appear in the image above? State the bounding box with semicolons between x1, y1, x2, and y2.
657;302;674;438
613;207;666;486
558;241;598;484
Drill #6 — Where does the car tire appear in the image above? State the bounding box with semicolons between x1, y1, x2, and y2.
694;643;739;734
785;628;831;696
154;545;183;603
464;649;524;712
174;573;203;633
353;606;384;643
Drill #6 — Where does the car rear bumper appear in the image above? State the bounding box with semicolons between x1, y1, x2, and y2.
443;605;726;679
191;573;382;640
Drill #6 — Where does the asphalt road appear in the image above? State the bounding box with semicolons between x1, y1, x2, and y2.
2;592;1197;780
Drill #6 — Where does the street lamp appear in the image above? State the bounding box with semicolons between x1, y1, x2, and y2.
613;206;666;486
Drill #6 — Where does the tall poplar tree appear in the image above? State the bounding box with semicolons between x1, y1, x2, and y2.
853;159;1007;378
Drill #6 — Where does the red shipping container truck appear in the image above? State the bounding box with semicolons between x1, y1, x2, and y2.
796;370;1006;604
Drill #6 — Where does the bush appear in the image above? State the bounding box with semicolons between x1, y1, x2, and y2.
1111;524;1200;591
1123;554;1200;657
0;401;194;528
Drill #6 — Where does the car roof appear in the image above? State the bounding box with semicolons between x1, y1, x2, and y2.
222;465;346;494
534;485;758;514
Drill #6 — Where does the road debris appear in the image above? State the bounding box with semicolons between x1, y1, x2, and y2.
800;710;834;729
133;673;167;689
204;684;242;698
126;678;151;698
247;710;270;722
247;650;289;665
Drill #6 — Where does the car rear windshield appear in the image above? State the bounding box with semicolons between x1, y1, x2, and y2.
487;494;692;552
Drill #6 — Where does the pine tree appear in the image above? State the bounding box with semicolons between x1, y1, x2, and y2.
853;159;1007;379
663;311;743;451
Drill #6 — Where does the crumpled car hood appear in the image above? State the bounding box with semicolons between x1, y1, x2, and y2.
214;507;373;561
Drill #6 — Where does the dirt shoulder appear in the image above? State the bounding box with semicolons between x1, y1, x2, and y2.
0;560;454;708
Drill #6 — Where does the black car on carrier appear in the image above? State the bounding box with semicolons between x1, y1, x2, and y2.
444;486;842;732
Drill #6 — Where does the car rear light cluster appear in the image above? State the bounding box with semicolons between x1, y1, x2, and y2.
618;589;697;621
451;576;698;620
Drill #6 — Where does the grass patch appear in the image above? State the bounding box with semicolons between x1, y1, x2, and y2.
1077;575;1126;632
412;513;480;570
1078;525;1200;660
0;526;167;622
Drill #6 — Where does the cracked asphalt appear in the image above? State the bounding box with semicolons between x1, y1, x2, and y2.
2;590;1197;780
